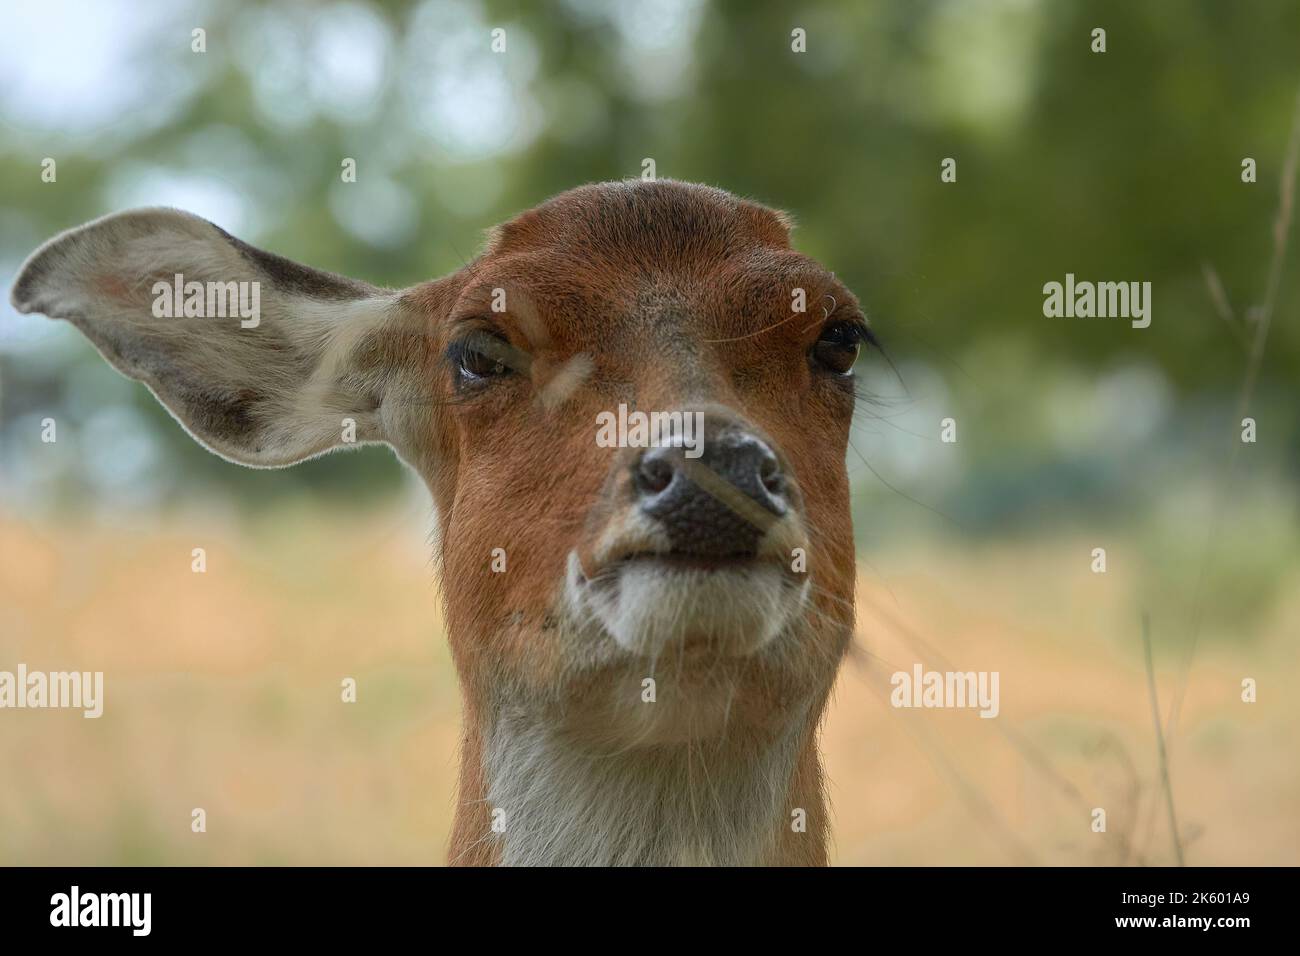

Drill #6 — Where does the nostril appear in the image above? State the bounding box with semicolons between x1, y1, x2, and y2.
758;449;784;497
635;449;676;497
634;425;790;557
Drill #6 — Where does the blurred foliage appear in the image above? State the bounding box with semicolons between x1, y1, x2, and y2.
0;0;1297;554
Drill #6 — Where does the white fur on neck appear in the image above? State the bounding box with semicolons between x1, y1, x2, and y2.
482;703;813;866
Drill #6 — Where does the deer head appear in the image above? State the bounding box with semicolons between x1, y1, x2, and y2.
11;180;870;865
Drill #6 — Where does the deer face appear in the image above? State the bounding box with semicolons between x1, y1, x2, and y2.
422;182;863;745
10;179;864;753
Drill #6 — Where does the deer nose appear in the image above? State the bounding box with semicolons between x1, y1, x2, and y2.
634;428;788;557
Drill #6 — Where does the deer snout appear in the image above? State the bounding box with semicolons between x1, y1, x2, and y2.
634;429;788;558
567;409;810;660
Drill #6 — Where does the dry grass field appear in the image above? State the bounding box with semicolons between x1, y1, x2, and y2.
1;504;1296;866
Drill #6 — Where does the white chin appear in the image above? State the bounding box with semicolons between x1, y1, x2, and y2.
568;552;805;658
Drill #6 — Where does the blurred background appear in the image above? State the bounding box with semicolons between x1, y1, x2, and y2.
1;0;1297;864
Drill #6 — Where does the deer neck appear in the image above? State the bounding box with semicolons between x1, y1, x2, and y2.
449;692;831;867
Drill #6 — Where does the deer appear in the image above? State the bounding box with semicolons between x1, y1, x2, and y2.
10;179;871;866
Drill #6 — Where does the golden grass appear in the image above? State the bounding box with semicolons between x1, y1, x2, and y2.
1;508;1295;865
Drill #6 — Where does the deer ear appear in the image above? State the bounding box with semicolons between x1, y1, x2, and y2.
10;208;435;469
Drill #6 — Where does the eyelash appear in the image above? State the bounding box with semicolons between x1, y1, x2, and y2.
834;321;876;347
811;320;874;375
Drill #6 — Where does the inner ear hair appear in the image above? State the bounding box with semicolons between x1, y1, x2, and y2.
10;207;429;469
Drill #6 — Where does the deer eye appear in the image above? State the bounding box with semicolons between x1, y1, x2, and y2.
811;321;868;376
448;331;513;383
